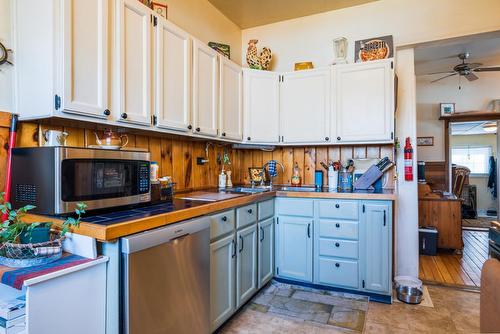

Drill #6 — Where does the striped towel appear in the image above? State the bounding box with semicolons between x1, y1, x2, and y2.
1;254;95;290
268;160;277;177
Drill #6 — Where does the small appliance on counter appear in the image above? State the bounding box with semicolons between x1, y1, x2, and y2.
10;147;151;215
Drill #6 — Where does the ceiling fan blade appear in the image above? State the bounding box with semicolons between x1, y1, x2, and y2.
474;66;500;72
423;71;455;75
467;63;482;69
430;73;457;83
464;73;479;81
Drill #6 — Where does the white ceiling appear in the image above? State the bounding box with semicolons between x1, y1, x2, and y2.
450;121;497;135
208;0;377;29
414;31;500;76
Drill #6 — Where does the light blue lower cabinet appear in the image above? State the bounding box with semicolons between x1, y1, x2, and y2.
210;234;236;332
258;217;274;288
316;257;359;289
275;216;313;282
360;201;392;294
236;224;258;308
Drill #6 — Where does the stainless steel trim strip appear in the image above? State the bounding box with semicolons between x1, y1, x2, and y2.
121;217;210;254
59;147;150;161
59;193;151;214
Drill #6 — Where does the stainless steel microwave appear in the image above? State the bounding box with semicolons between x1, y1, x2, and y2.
10;147;151;215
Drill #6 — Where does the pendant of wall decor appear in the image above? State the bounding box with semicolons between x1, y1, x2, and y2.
246;39;272;70
0;41;13;69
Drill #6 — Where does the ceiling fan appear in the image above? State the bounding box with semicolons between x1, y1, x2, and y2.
425;52;500;83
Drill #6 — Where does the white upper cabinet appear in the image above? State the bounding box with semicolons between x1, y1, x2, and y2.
332;59;394;144
192;39;219;137
62;0;110;119
219;57;243;141
153;17;192;132
243;69;280;143
280;68;331;144
115;0;152;125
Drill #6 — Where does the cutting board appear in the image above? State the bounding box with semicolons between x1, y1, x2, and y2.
177;191;245;202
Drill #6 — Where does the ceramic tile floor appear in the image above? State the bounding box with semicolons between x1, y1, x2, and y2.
219;282;480;334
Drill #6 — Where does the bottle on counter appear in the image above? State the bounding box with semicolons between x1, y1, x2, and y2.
226;170;233;188
218;170;227;188
291;162;302;187
150;161;159;182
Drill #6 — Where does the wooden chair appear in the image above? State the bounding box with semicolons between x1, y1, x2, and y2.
452;166;470;199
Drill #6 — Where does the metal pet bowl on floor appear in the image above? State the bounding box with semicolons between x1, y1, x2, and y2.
396;285;423;304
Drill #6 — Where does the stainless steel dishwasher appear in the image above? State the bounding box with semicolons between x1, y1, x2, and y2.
121;217;210;334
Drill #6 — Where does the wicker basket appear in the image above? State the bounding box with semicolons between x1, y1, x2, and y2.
0;231;64;268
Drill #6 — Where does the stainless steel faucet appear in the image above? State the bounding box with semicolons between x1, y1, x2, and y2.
261;161;285;188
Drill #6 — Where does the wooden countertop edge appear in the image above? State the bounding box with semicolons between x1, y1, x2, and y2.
24;190;395;241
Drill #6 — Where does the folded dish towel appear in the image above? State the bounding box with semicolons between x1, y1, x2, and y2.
268;160;277;177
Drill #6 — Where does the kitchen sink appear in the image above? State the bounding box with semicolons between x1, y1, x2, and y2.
278;186;318;192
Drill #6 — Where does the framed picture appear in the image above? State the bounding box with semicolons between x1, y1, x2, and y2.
417;137;434;146
152;2;167;17
208;42;230;59
248;167;266;183
440;103;455;116
354;35;393;63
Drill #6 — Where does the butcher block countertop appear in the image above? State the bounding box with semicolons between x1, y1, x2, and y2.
23;187;395;242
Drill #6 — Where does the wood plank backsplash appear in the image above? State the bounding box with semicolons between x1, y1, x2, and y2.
16;122;395;191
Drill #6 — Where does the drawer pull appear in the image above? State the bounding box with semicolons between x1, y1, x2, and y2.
260;227;264;242
247;208;253;214
335;223;340;228
221;216;227;222
335;242;340;247
335;204;340;209
335;263;340;268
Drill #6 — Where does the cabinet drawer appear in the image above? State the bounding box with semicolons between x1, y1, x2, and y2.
317;257;358;289
318;238;358;259
318;200;358;220
210;210;235;240
277;199;313;217
236;204;257;229
258;199;274;221
318;220;358;240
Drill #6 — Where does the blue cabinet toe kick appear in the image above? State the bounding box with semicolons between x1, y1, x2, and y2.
274;277;392;304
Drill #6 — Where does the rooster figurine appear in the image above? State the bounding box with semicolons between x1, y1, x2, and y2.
246;39;272;70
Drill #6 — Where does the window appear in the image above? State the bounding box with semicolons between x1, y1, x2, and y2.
451;146;492;174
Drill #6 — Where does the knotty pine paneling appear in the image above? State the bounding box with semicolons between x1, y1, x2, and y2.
16;122;395;191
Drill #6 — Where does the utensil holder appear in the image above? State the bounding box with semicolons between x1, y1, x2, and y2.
328;170;338;190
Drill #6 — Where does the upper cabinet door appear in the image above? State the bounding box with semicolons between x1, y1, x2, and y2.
153;17;191;132
115;0;152;125
333;59;394;144
192;39;218;137
61;0;109;119
280;69;331;144
243;70;280;143
219;57;243;140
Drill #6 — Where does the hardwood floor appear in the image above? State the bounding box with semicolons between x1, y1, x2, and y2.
419;230;489;288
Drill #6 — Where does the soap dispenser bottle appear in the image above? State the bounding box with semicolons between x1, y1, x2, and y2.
291;162;302;187
218;169;227;188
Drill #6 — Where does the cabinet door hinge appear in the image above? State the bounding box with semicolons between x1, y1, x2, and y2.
362;204;365;213
152;115;157;125
54;94;61;110
391;61;393;69
153;16;158;26
362;280;365;288
391;132;394;140
276;217;279;224
277;267;279;275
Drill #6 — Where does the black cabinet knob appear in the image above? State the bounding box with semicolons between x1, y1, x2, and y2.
337;136;341;141
325;137;329;141
247;209;253;214
221;216;227;222
103;109;110;116
335;242;340;247
335;204;340;208
335;263;340;268
335;223;340;228
121;112;128;119
187;125;192;130
196;127;200;132
247;137;251;141
222;132;226;137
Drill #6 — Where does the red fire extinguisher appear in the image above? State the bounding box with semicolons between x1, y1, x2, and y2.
404;137;413;181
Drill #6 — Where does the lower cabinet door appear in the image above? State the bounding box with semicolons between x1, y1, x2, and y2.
236;224;258;308
276;216;313;282
258;217;274;288
210;234;236;332
360;201;391;294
